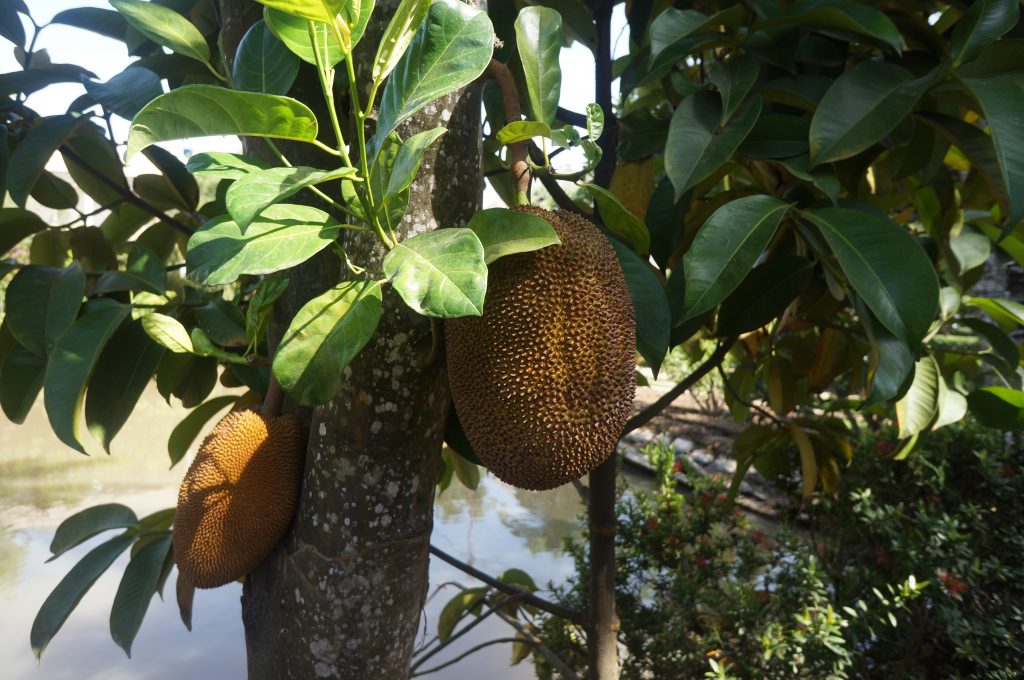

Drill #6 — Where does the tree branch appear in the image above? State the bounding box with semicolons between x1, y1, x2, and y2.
411;594;517;670
410;638;524;677
429;545;583;624
527;142;589;216
59;145;197;236
483;59;531;204
622;338;737;435
497;610;582;680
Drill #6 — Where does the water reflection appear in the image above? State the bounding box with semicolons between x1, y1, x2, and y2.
0;390;587;679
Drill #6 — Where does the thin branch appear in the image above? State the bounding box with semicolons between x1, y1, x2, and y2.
497;611;581;680
622;338;737;435
571;479;589;507
717;364;782;424
429;545;583;624
411;594;519;670
483;59;531;204
410;638;523;677
527;142;588;216
59;146;196;236
556;106;588;129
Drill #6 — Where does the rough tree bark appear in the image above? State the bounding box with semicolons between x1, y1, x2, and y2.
218;1;483;677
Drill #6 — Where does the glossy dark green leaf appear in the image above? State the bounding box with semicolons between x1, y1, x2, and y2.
83;67;163;120
682;195;789;322
708;54;759;123
761;75;832;110
85;319;165;452
187;204;341;286
186;151;271;180
961;317;1021;382
44;299;130;453
167;394;238;467
386;127;446;200
92;245;166;296
962;75;1024;230
717;256;814;336
0;345;45;424
5;265;61;356
608;238;670;377
374;0;493;155
951;0;1019;66
245;275;289;344
226;166;356;231
741;113;809;160
157;352;218;408
31;534;134;661
48;504;139;561
196;299;247;347
110;0;210;65
383;229;488;318
465;208;561;264
273;280;383;405
0;0;26;46
70;226;117;273
7;115;80;207
754;0;903;53
50;7;127;40
127;85;319;159
516;6;562;126
580;183;651;255
806;207;938;348
649;7;746;71
263;7;343;66
665;92;761;200
0;63;97;99
62;124;127;207
967;386;1024;428
809;62;937;166
45;262;86;354
143;144;199;211
233;20;299;95
0;208;46;258
110;534;172;657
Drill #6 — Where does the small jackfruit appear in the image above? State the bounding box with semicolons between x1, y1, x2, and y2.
173;409;305;588
446;207;636;490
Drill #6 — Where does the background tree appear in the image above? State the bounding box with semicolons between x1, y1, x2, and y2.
3;0;1024;679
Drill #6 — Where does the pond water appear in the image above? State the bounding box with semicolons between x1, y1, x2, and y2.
0;390;596;679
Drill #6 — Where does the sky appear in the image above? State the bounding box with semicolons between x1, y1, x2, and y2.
3;0;627;185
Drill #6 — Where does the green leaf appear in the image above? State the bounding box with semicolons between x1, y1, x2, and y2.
586;103;604;140
515;6;562;127
665;92;761;200
196;299;247;347
50;7;127;41
445;448;480;490
951;0;1019;66
110;534;172;657
167;395;238;467
85;320;166;452
45;262;86;354
0;346;45;424
110;0;211;66
233;20;300;95
681;195;789;321
226;166;356;231
967;386;1024;428
92;245;167;296
49;504;139;561
126;85;319;159
44;300;129;453
273;280;383;405
371;0;430;83
254;0;347;25
187;204;341;285
245;275;290;345
809;62;937;166
0;0;26;46
383;229;488;318
805;207;939;349
5;265;61;357
374;0;493;155
495;120;552;145
608;238;671;377
896;355;940;437
263;7;344;66
962;75;1024;230
437;588;485;641
961;317;1020;382
31;534;135;661
140;313;194;354
708;54;759;124
83;66;164;120
649;7;746;69
967;295;1024;330
580;183;651;255
465;208;561;264
0;208;47;254
186;151;271;180
933;376;968;431
717;256;814;336
754;0;903;53
7;115;80;207
0;63;97;99
386;127;446;200
863;314;914;406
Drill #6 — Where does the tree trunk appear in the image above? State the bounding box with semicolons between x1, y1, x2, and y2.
218;2;483;677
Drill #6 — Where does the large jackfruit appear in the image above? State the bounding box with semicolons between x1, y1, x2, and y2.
446;207;636;490
174;409;305;588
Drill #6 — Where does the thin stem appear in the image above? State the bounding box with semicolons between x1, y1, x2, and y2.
309;21;351;166
261;373;285;418
345;55;394;249
203;58;229;83
484;60;531;205
410;639;524;677
496;611;581;680
428;545;583;624
410;595;516;670
265;139;362;220
622;338;736;435
717;364;783;424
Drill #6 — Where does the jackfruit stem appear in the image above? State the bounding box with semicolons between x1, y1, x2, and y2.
261;374;285;419
483;59;532;204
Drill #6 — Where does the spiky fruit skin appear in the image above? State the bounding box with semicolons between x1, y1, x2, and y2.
173;409;305;588
446;207;636;490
